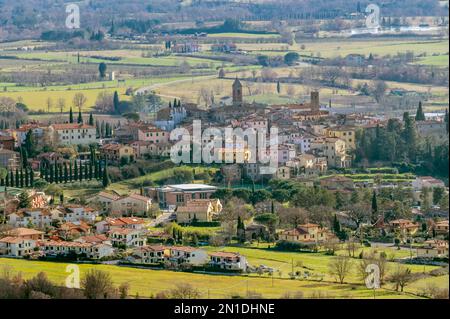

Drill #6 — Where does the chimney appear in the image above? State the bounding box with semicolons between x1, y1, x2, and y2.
311;91;319;111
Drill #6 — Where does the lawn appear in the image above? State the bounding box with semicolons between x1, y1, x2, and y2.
0;258;425;299
207;32;280;39
0;76;189;111
107;165;219;195
415;54;449;67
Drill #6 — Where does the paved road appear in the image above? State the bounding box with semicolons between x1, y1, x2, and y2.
148;212;175;227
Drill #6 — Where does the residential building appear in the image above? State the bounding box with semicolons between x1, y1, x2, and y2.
326;126;357;150
168;246;208;266
310;137;351;168
278;223;336;245
95;217;146;234
111;194;153;217
87;191;120;213
0;237;36;257
416;240;449;258
176;199;222;224
100;144;135;164
50;123;98;146
129;245;166;264
148;184;218;209
412;176;446;191
0;148;20;170
209;252;248;271
0;135;15;150
7;208;52;228
40;240;114;259
108;228;146;248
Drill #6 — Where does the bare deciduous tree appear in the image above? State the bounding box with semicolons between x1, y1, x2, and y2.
329;256;352;284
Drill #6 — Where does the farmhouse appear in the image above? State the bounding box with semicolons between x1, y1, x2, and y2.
278;223;335;245
209;251;248;271
168;246;208;266
176;199;222;224
0;236;36;257
50;123;98;146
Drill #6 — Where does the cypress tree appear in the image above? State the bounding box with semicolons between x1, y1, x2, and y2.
84;163;89;181
48;165;55;184
24;168;29;187
15;169;20;188
74;161;78;181
10;170;14;187
77;110;83;124
64;163;69;183
78;162;83;182
5;171;9;187
276;80;281;94
29;168;34;186
371;191;378;213
69;107;74;123
113;91;120;114
415;101;425;121
89;113;94;126
59;164;64;183
69;162;73;182
102;163;110;187
54;162;59;184
94;160;99;179
89;163;93;180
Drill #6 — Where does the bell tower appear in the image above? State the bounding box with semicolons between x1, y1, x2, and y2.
232;78;243;106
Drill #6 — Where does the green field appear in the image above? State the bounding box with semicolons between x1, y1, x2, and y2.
1;248;442;299
0;76;189;111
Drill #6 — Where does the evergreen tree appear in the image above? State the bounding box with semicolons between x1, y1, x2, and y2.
415;101;425;121
69;162;73;182
113;91;120;114
402;112;418;162
10;170;15;187
89;113;94;126
445;109;449;134
69;107;74;123
102;161;110;187
350;191;359;204
77;110;83;124
29;168;34;186
54;162;59;184
74;161;78;181
24;130;36;157
15;169;20;187
24;167;29;187
20;169;24;188
78;162;83;182
5;171;9;187
276;81;281;94
17;191;31;209
59;164;64;183
332;214;341;235
371;191;378;213
64;163;69;183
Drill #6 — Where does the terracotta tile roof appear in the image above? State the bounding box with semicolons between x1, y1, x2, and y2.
6;228;44;237
0;236;27;244
51;123;95;130
209;251;241;258
170;246;200;253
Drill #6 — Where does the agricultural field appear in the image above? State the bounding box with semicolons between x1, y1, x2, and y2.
249;39;449;60
0;243;446;299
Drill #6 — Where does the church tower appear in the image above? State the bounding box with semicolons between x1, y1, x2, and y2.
232;78;243;105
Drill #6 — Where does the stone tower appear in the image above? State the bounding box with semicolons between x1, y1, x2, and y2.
310;91;320;112
232;78;243;105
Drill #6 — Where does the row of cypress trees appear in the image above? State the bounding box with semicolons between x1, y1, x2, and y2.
0;167;34;188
